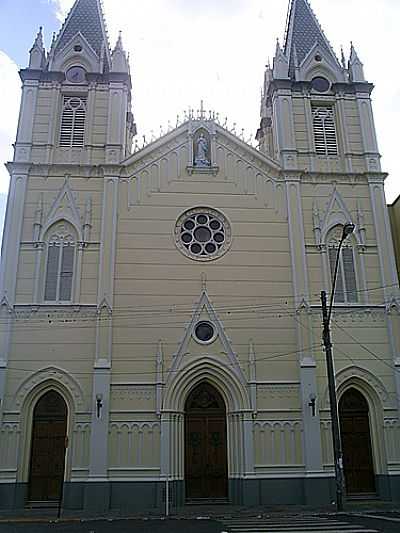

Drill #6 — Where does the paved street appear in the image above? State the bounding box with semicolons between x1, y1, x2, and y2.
0;518;222;533
220;515;379;533
1;513;400;533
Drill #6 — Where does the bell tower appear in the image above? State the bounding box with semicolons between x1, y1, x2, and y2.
14;0;136;168
257;0;381;176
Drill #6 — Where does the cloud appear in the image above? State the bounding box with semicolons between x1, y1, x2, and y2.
48;0;73;20
0;51;20;194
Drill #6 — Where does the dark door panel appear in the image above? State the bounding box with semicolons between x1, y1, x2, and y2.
339;388;375;494
185;383;228;500
29;391;67;501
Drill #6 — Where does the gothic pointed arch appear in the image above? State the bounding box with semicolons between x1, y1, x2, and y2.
164;356;250;413
320;189;357;244
41;179;82;241
166;290;247;392
15;365;85;413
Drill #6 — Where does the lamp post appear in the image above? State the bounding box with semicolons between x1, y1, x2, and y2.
321;223;355;512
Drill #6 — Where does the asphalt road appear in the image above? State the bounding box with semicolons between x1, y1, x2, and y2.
339;512;400;533
0;518;222;533
1;513;400;532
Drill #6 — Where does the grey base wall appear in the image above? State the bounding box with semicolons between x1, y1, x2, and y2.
1;475;400;514
237;477;335;507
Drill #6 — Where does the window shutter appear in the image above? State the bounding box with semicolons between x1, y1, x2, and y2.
328;247;344;303
342;247;358;302
45;245;60;301
60;96;87;148
60;105;74;146
312;106;338;156
59;244;74;301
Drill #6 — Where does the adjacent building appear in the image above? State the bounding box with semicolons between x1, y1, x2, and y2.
1;0;400;514
389;195;400;280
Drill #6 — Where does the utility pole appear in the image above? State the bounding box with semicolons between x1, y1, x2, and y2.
321;222;355;513
321;290;344;512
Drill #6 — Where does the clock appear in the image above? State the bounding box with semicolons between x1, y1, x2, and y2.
66;66;86;84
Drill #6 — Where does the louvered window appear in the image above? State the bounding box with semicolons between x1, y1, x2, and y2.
60;96;87;147
44;222;76;303
312;105;338;156
327;226;358;304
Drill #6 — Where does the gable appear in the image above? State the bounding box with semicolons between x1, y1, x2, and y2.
121;118;283;209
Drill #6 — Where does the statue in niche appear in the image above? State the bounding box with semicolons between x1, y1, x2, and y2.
194;132;210;167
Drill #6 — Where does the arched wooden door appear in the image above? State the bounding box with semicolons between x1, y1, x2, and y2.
185;382;228;500
339;388;375;495
29;391;68;502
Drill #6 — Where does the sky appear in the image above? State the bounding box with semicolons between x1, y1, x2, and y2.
0;0;399;207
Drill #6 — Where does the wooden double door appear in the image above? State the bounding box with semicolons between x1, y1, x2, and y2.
339;388;376;495
29;391;67;502
185;383;228;500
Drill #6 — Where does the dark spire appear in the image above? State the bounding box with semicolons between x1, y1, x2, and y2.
53;0;111;70
283;0;340;78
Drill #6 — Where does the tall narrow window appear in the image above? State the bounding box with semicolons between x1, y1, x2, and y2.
312;105;338;156
44;221;76;302
60;96;87;147
327;226;358;303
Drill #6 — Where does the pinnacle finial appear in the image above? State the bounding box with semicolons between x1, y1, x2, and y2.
31;26;44;51
111;30;129;72
340;46;346;69
29;25;46;69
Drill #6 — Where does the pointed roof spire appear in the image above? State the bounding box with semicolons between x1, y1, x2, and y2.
283;0;340;78
53;0;111;70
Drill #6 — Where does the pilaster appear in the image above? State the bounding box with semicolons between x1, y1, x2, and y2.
285;174;323;472
356;93;381;172
0;168;29;305
106;83;128;163
14;79;39;163
368;175;399;301
88;175;119;479
273;91;297;170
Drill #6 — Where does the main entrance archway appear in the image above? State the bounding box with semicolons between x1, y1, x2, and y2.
185;382;228;500
29;390;68;502
339;388;375;495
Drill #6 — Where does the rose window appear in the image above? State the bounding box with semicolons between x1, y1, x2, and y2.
175;208;231;261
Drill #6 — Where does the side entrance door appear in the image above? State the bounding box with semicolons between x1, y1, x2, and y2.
339;388;376;495
29;391;68;502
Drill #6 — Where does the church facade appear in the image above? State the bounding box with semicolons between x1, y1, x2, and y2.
1;0;400;513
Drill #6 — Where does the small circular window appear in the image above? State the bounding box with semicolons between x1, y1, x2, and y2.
311;76;330;93
194;321;216;344
175;207;231;261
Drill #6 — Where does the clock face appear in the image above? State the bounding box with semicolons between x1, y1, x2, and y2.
66;66;86;84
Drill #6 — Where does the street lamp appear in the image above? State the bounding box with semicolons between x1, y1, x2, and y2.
321;222;355;512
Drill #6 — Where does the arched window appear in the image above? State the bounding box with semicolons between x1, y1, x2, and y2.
60;96;87;147
44;221;76;302
327;225;358;303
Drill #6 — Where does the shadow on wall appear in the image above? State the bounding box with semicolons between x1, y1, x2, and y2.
0;192;8;253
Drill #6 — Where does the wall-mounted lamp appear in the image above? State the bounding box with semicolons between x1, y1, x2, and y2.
96;393;103;419
308;393;317;417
